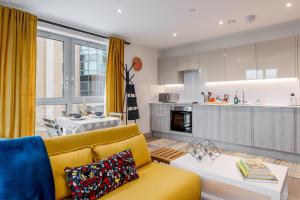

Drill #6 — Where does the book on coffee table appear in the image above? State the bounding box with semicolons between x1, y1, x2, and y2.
237;159;278;184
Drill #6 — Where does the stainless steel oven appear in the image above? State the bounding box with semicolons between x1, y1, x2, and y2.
170;105;192;133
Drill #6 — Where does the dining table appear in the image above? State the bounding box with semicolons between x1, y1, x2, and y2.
55;116;123;134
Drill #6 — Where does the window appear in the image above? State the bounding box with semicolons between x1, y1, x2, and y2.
36;31;107;133
36;37;64;98
74;44;106;97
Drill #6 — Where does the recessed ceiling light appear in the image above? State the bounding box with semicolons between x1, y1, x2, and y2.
219;20;224;25
189;8;197;12
227;19;237;24
286;2;292;7
172;33;177;37
245;15;256;23
117;8;123;13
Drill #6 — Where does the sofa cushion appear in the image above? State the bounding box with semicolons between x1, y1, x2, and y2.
92;134;151;168
64;149;139;200
44;124;140;156
99;162;201;200
49;148;93;200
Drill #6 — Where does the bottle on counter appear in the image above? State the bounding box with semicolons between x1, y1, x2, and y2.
224;94;229;103
234;89;240;104
289;93;297;106
234;95;239;104
201;92;208;103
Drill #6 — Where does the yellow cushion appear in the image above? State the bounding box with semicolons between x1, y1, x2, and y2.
100;162;201;200
92;134;151;168
49;148;93;200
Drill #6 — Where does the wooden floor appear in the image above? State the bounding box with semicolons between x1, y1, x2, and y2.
146;136;300;200
288;177;300;200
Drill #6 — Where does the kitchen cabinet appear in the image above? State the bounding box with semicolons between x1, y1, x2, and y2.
177;53;200;71
150;104;170;133
295;108;300;154
256;36;297;78
225;44;257;81
192;105;220;140
158;57;183;85
298;36;300;79
220;106;252;146
200;49;226;82
253;107;295;153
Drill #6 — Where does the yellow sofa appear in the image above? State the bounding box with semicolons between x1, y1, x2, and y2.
44;124;201;200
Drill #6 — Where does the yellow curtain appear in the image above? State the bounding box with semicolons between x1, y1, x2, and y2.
0;6;37;138
106;37;125;115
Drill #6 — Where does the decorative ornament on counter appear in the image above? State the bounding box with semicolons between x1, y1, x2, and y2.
132;57;142;71
186;139;221;160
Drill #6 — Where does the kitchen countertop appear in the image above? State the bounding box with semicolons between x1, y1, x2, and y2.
150;102;300;108
150;102;194;106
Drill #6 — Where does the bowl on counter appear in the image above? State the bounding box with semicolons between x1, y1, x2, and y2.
68;113;82;118
94;112;103;117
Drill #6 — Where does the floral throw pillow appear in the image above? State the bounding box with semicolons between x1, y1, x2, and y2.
65;149;139;200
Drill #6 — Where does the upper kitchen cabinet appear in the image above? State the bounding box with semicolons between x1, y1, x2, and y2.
256;36;297;78
177;53;200;71
225;44;256;81
200;49;226;82
158;57;183;85
298;36;300;79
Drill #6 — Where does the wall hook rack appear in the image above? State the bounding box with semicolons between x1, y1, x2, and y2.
121;63;140;124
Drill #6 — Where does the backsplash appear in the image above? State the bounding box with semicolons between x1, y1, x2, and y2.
152;78;300;105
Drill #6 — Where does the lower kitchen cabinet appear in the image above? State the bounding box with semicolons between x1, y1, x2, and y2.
151;103;298;154
295;109;300;154
253;107;295;153
150;104;170;133
220;106;252;146
193;105;220;140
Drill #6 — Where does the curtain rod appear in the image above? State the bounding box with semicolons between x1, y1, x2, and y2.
37;18;130;45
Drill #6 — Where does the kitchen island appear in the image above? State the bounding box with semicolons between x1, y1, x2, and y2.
150;102;300;161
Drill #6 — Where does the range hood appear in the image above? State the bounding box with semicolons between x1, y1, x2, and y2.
183;69;205;103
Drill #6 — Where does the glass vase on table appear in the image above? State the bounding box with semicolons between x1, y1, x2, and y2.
80;99;88;116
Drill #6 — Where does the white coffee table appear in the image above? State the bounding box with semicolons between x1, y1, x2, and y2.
170;153;288;200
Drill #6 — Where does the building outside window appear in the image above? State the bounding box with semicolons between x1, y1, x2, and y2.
75;45;106;97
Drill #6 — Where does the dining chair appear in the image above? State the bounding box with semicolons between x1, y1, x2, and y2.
42;118;63;137
109;112;124;125
109;112;123;119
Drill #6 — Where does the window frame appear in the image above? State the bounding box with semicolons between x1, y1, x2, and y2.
36;30;107;115
71;38;107;104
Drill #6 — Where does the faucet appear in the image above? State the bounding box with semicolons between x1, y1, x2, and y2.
241;89;246;104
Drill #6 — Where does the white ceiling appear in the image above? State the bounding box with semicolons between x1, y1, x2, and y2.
3;0;300;49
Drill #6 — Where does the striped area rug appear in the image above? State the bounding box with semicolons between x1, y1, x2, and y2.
147;137;300;179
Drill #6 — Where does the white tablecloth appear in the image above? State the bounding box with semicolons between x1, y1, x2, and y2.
56;116;122;134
